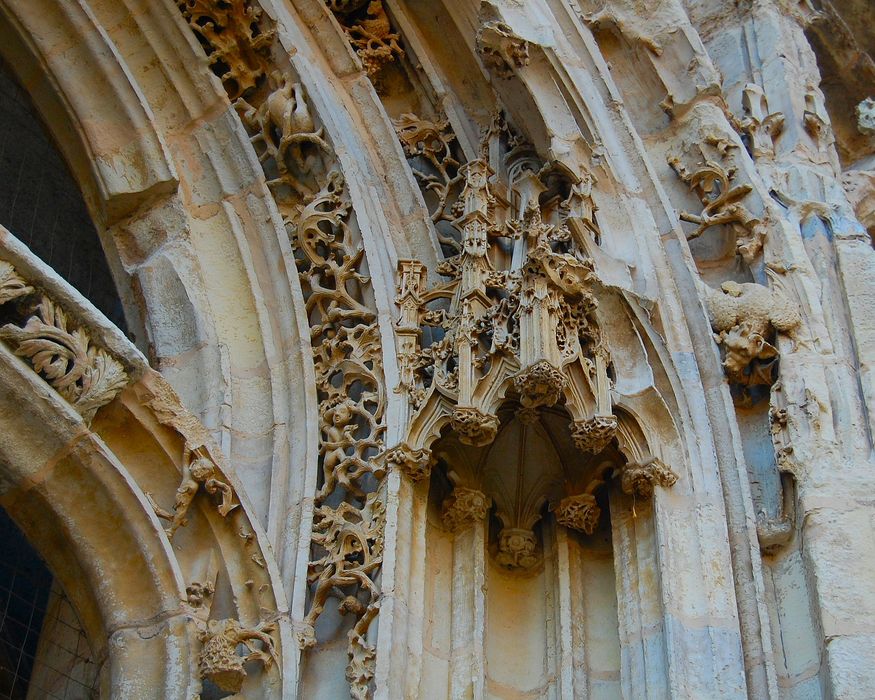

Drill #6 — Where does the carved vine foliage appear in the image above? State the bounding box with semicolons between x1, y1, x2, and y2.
178;0;275;99
326;0;404;76
668;156;766;264
175;2;387;696
0;262;128;423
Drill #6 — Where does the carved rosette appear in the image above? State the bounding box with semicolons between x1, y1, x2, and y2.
451;407;500;447
620;458;678;498
198;619;277;693
496;527;539;570
570;415;618;454
441;487;491;533
381;443;432;482
513;360;566;409
554;493;601;535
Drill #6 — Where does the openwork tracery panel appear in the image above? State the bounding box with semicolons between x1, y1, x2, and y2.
175;2;388;696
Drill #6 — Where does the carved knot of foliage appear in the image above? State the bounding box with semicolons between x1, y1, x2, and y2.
0;292;128;423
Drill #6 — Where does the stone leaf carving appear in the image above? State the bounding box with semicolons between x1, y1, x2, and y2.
477;20;531;78
512;359;567;410
554;493;601;535
198;618;277;693
451;407;501;447
380;443;432;482
146;443;238;538
706;281;801;388
441;487;491;533
175;3;389;689
178;0;275;100
668;158;765;264
0;261;33;305
0;297;128;423
620;457;678;498
570;415;618;454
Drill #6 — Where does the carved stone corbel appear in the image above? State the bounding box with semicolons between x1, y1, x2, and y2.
554;493;601;535
198;618;277;693
441;487;491;533
380;443;432;482
496;527;539;570
620;457;679;498
512;360;567;409
451;407;500;446
570;415;618;454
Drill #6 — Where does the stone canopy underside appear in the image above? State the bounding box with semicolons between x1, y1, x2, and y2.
0;0;874;698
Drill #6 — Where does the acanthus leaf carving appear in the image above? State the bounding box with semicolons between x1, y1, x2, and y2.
0;296;128;423
0;261;32;305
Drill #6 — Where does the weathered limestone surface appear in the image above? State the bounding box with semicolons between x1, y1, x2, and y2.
0;0;873;698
